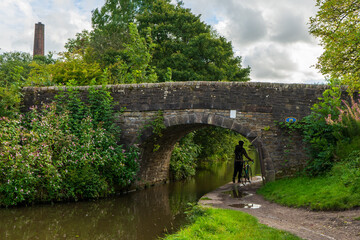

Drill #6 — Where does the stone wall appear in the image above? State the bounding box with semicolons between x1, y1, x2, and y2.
22;81;331;185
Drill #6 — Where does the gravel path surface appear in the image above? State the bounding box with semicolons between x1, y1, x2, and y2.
199;177;360;240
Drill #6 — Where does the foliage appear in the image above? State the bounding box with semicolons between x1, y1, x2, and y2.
65;30;91;54
193;127;250;165
163;207;301;240
137;0;250;82
309;0;360;91
0;52;32;117
65;0;154;68
335;135;360;160
28;52;104;86
110;23;158;84
184;203;207;223
0;87;139;207
326;97;360;138
332;150;360;194
91;0;153;31
170;133;201;180
139;110;165;152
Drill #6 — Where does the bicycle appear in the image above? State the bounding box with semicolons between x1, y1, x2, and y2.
241;160;253;186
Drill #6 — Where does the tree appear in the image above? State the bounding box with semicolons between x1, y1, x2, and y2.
137;0;250;82
112;23;158;83
73;0;151;68
309;0;360;90
0;52;32;116
66;0;250;82
28;52;104;86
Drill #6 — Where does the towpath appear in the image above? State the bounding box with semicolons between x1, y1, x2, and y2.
199;177;360;240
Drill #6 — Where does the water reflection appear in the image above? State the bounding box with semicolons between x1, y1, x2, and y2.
229;203;261;209
223;185;249;199
0;162;234;240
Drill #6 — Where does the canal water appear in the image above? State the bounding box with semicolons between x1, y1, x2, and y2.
0;153;260;240
0;162;233;240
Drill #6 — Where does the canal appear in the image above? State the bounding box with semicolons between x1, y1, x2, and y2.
0;152;260;240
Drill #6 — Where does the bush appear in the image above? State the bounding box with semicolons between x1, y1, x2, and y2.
0;87;139;207
332;150;360;194
170;133;201;180
0;52;32;117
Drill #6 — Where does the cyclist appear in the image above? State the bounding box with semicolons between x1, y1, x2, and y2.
233;140;253;183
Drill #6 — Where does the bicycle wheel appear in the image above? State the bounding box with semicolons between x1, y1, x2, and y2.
240;167;247;186
241;165;249;186
246;165;252;183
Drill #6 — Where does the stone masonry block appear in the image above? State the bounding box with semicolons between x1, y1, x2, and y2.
221;118;234;129
214;115;224;127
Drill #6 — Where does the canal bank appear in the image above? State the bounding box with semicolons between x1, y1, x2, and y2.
198;178;360;240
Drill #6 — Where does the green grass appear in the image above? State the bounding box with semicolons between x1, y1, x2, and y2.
162;208;302;240
354;217;360;221
200;197;212;200
257;174;360;211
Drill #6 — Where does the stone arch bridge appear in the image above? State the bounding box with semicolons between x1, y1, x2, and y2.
22;82;330;185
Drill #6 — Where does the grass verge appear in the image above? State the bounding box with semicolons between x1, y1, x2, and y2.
257;174;360;210
162;207;301;240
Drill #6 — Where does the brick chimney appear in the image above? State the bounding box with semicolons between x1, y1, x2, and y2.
33;22;44;56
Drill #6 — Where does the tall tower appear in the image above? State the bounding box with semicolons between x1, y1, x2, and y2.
33;22;44;56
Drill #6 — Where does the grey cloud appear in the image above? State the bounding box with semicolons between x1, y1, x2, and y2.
184;0;267;45
215;1;268;45
244;45;298;80
270;12;311;43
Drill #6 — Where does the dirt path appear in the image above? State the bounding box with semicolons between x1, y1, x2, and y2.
199;177;360;240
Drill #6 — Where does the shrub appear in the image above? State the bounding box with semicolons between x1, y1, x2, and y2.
170;133;201;180
0;87;139;207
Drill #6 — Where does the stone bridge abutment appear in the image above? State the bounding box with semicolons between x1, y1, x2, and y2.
22;81;331;185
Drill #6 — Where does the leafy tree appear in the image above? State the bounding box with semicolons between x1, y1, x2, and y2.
309;0;360;90
28;52;104;86
91;0;153;31
68;0;154;67
111;23;158;83
137;0;250;81
65;30;91;55
67;0;250;82
0;52;32;116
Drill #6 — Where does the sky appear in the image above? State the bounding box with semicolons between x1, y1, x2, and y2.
0;0;325;84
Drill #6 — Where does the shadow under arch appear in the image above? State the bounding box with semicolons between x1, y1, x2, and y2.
137;111;273;185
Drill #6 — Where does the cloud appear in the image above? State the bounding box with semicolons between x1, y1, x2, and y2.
0;0;325;84
0;0;35;52
244;44;298;81
182;0;325;84
0;0;102;54
213;1;267;45
270;12;311;44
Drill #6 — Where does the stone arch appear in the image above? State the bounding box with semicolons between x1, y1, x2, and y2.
137;111;274;185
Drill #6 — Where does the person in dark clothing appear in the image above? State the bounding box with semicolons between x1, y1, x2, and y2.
233;140;253;183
